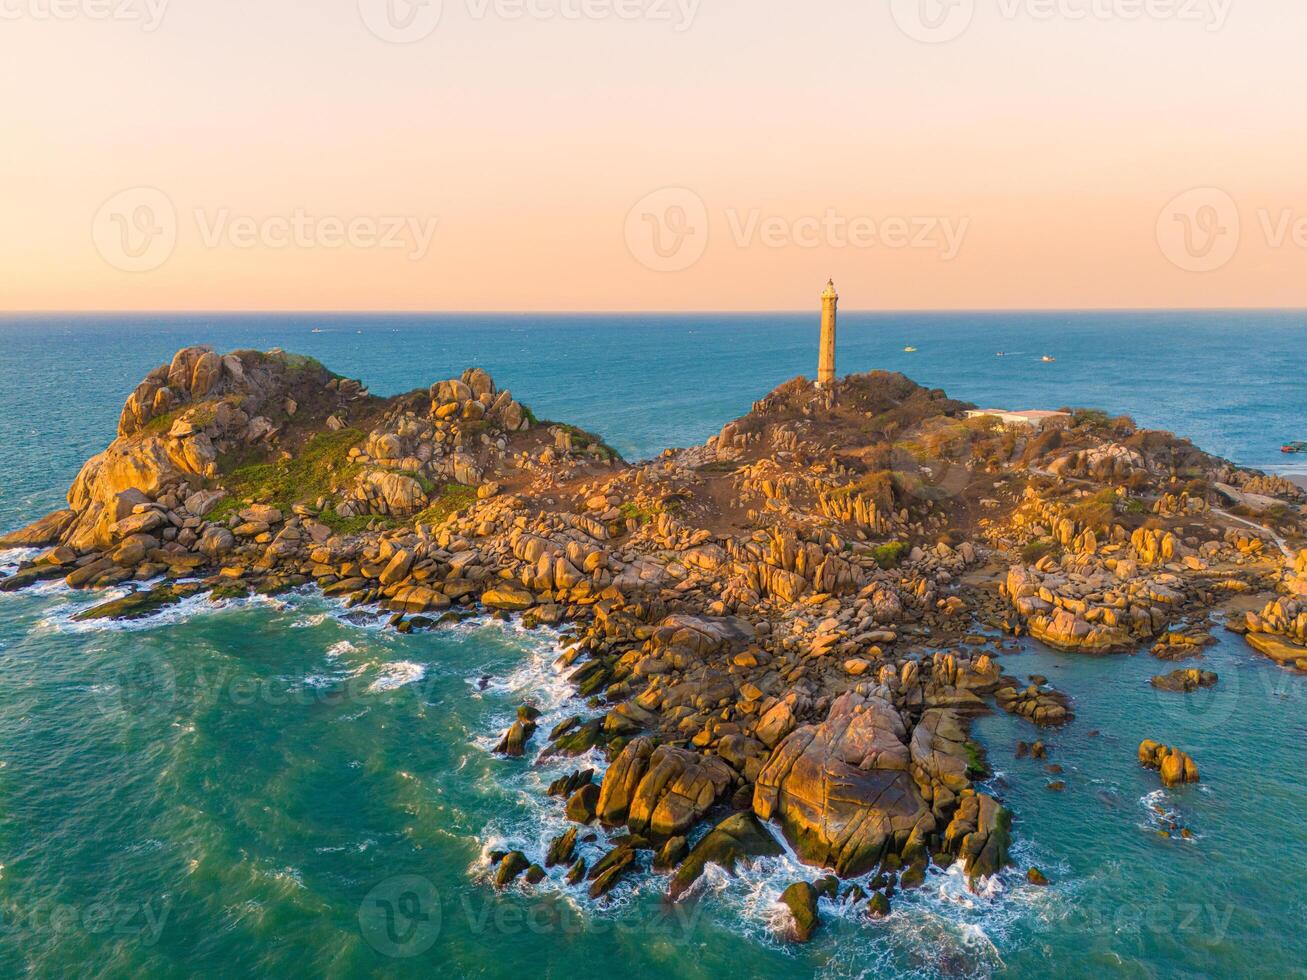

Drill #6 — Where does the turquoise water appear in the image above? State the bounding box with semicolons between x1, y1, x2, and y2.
1;313;1305;978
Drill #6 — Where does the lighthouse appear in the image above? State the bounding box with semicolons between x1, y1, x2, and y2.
817;279;838;388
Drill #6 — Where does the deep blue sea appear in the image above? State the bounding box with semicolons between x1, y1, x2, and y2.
0;312;1304;978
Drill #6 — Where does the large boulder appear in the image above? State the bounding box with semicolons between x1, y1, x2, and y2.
909;708;973;815
778;881;820;943
1138;740;1200;787
481;584;536;611
363;471;428;516
595;737;654;825
0;509;77;548
753;692;935;877
64;442;187;549
625;746;734;838
942;792;1011;884
667;811;782;900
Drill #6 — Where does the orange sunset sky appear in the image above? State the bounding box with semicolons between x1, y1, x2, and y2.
2;0;1304;312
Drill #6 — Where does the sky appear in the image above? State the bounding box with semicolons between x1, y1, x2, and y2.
1;0;1304;312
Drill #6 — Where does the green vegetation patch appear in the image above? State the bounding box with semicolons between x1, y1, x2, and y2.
317;509;390;536
1021;537;1059;564
964;741;990;780
1066;488;1121;529
413;484;478;527
872;540;910;569
141;400;221;436
395;470;438;496
210;428;364;521
618;502;656;526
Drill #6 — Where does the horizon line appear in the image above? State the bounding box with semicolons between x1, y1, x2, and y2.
1;306;1305;317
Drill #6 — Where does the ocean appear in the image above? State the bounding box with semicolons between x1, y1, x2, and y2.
0;311;1304;978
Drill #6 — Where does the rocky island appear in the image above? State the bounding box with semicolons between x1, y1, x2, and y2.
3;340;1304;932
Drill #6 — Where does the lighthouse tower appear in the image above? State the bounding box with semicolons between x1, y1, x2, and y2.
817;279;838;388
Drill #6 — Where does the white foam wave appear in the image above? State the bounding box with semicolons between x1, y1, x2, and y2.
38;589;217;635
326;640;358;658
0;547;41;575
368;661;427;692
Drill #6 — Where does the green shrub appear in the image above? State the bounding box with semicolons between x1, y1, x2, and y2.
1067;488;1120;529
618;502;655;525
872;540;909;569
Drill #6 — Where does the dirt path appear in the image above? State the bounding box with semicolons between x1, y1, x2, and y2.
1213;507;1293;559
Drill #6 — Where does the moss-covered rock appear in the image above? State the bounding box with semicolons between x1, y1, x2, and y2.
779;881;819;942
72;583;201;622
493;851;530;888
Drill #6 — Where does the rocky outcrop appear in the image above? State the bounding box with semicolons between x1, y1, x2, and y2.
0;509;76;548
942;792;1012;884
753;692;934;877
1244;597;1307;671
667;811;782;901
4;351;1302;920
595;739;734;837
994;678;1073;726
1150;669;1218;693
1138;740;1200;787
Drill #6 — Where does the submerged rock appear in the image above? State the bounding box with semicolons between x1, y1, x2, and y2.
493;851;531;888
494;717;538;757
71;583;201;622
1150;669;1218;692
545;827;577;868
587;843;639;899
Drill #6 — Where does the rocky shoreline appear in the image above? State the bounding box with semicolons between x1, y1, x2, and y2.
3;346;1305;935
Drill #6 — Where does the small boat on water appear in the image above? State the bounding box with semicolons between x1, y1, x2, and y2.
1282;442;1307;454
904;346;918;353
1041;355;1056;363
311;328;324;334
